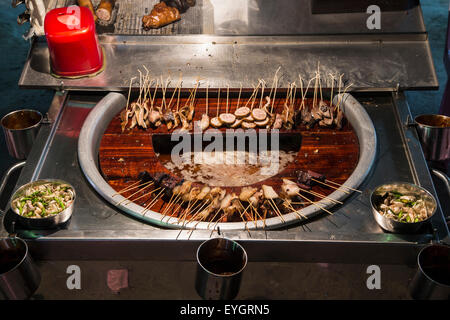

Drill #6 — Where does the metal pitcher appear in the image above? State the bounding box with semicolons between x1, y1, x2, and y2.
1;109;42;160
409;244;450;300
195;237;247;300
414;114;450;162
0;161;41;300
0;236;41;300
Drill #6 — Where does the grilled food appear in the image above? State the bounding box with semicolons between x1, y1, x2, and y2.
96;0;115;21
142;2;181;29
78;0;97;22
12;182;74;218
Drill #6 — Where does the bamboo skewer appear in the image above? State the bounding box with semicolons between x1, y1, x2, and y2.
283;199;307;220
310;178;350;194
259;79;265;109
295;192;334;215
236;82;242;110
226;84;230;113
113;180;142;196
325;179;362;193
116;182;154;206
142;188;166;215
271;74;279;114
216;88;220;117
124;186;161;206
205;81;209;116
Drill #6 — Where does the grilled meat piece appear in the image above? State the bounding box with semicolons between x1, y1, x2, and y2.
138;171;152;183
272;113;283;129
142;2;181;29
96;0;115;21
334;109;344;129
159;175;183;197
295;170;326;187
318;100;332;118
149;172;168;185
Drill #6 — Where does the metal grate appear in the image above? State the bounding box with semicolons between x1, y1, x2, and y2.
53;0;203;35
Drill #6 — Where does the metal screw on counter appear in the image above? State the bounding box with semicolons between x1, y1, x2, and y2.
195;236;247;300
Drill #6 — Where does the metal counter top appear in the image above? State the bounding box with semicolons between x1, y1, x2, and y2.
1;90;448;265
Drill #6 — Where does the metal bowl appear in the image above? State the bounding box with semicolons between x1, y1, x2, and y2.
370;182;437;233
9;179;76;229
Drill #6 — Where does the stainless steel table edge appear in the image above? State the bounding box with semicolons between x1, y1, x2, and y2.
0;91;68;237
1;91;447;264
390;91;450;242
18;34;439;91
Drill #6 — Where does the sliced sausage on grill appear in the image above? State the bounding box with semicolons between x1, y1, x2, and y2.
219;113;236;125
251;108;267;121
210;117;223;128
234;106;251;118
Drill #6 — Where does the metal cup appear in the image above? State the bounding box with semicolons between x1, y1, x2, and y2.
0;237;41;300
1;109;42;160
409;244;450;300
195;237;247;300
414;114;450;162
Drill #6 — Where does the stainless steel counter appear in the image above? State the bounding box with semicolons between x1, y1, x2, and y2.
1;91;447;267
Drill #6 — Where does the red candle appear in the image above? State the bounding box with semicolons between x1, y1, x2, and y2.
44;6;103;77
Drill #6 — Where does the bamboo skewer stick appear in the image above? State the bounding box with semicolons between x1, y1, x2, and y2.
116;182;155;206
226;84;230;113
295;192;334;215
236;82;242;110
124;186;161;206
310;178;350;195
325;179;362;193
268;199;285;223
259;79;265;109
205;81;209;115
126;77;136;111
161;194;182;221
268;67;281;105
271;75;279;114
298;186;344;204
283;199;307;220
113;180;142;196
142;188;165;215
216;87;220;117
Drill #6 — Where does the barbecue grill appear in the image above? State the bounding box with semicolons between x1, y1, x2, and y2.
1;0;449;299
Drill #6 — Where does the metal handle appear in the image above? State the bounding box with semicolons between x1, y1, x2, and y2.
0;161;26;216
431;169;450;246
431;169;450;197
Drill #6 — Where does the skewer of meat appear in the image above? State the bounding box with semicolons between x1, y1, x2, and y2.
251;80;268;126
219;84;236;126
210;87;222;128
198;81;210;131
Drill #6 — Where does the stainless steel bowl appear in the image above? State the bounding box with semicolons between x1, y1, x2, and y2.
9;179;76;229
370;182;437;233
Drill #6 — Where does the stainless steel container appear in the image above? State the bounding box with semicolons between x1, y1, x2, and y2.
1;109;42;160
195;237;247;300
370;182;437;233
409;244;450;300
0;237;41;300
414;114;450;162
10;179;76;229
